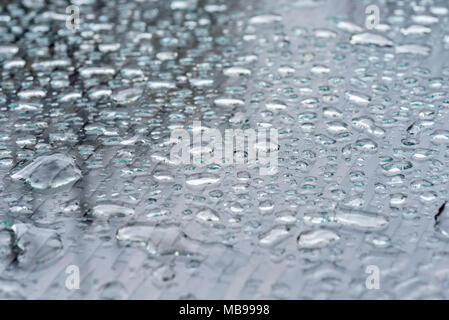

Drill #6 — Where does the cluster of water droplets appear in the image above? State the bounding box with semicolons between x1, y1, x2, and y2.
1;0;449;299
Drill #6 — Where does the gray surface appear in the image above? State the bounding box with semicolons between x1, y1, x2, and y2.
1;0;449;299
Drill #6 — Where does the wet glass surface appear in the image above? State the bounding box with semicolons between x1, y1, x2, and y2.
1;0;449;299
